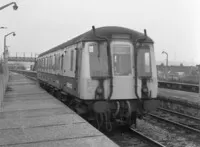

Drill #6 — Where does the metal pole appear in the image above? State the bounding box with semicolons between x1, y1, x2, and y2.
4;32;16;62
162;51;169;79
4;36;6;61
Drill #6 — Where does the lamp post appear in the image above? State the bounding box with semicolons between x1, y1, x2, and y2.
162;51;169;79
162;51;168;67
0;27;7;63
0;2;18;11
4;32;16;62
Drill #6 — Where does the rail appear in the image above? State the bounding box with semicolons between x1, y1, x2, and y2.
148;112;200;134
11;70;199;93
129;128;166;147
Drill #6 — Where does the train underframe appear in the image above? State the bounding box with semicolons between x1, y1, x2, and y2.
39;80;158;132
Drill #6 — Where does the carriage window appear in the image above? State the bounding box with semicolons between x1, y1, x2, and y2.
137;44;152;77
52;55;55;70
45;57;48;69
48;56;50;69
51;56;53;69
145;52;150;73
61;54;64;70
55;53;60;70
42;58;44;68
49;56;51;69
89;42;108;77
113;45;132;76
70;50;74;71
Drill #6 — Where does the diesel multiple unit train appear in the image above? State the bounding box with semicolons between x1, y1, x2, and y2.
37;26;159;131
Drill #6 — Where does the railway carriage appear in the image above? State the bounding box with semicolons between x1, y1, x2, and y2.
37;26;159;131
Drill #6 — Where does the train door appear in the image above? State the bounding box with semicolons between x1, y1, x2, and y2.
62;50;68;76
74;48;82;95
62;47;81;96
110;42;135;99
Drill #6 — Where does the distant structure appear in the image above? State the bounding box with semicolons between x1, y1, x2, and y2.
7;52;38;70
8;52;37;62
8;56;36;62
157;63;199;84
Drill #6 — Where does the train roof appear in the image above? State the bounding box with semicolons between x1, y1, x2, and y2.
38;26;153;57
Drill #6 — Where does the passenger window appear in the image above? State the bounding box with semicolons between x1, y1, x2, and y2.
45;57;48;70
42;58;44;68
145;52;150;73
48;56;50;70
50;56;52;69
55;55;57;70
113;45;132;76
53;54;56;70
89;43;109;77
70;50;74;71
61;54;64;70
137;44;152;77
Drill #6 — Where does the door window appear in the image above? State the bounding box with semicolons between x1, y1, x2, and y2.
113;45;132;76
137;44;152;77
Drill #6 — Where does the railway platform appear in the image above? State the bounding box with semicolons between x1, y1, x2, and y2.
0;72;118;147
158;88;200;106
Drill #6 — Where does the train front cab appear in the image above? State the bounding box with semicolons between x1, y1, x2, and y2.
81;38;159;127
109;40;159;115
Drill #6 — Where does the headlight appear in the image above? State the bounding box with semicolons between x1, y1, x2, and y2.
96;86;103;94
142;87;148;93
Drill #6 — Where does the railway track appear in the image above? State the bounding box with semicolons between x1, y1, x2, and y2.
108;117;200;147
149;107;200;134
138;108;200;146
106;126;166;147
129;128;166;147
157;107;200;121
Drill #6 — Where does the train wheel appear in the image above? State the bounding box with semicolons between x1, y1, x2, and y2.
55;91;61;99
129;112;137;128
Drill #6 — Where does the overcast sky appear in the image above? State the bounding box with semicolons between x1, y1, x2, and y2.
0;0;200;65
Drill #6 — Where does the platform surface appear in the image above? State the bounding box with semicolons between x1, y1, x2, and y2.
0;72;118;147
158;88;200;104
